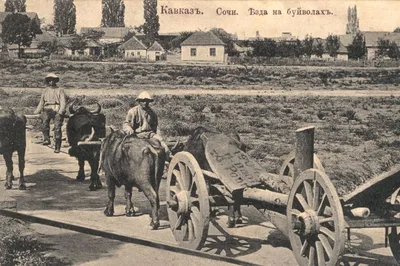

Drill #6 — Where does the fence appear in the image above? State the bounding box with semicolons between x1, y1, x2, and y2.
227;56;400;68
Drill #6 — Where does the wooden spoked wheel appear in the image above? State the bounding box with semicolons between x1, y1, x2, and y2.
166;152;210;250
389;187;400;263
279;151;325;188
287;168;345;266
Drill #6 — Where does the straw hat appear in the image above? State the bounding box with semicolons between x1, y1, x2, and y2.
136;91;154;102
45;73;60;83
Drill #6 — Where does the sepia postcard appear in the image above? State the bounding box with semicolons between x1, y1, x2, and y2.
1;0;400;265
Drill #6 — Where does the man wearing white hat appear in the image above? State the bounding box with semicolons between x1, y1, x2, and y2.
34;73;67;153
123;91;170;158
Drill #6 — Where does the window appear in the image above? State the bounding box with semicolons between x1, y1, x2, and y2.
137;51;141;56
191;48;197;56
210;48;216;56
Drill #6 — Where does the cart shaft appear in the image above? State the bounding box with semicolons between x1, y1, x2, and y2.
242;187;288;207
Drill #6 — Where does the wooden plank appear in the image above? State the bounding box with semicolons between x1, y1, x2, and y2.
204;133;263;193
342;165;400;205
345;213;400;228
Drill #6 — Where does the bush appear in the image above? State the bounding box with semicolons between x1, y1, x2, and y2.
99;98;124;109
210;104;223;113
191;102;206;113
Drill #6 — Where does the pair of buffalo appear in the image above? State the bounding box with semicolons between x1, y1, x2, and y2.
1;104;245;230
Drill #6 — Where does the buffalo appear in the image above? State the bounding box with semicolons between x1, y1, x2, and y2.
67;103;106;191
171;126;246;227
101;129;166;230
0;108;26;190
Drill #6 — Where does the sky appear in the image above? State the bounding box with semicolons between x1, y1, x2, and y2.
1;0;400;39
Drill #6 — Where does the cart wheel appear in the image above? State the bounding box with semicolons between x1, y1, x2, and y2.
389;227;400;263
166;151;210;250
389;188;400;263
279;151;325;187
287;168;345;266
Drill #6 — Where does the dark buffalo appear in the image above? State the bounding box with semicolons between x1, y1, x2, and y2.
101;130;166;230
172;126;246;227
0;108;26;190
67;103;105;191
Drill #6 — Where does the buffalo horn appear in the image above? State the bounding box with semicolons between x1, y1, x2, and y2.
69;104;77;114
91;103;101;114
170;137;181;151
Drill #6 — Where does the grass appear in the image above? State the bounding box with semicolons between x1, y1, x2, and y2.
0;216;70;266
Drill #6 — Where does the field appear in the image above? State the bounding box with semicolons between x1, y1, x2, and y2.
1;85;400;197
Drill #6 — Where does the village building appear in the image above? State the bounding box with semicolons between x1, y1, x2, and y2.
147;41;166;61
311;38;349;61
80;27;130;45
340;31;400;60
181;31;226;63
119;36;147;59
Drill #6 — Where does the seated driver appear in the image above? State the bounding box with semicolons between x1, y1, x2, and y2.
122;91;171;158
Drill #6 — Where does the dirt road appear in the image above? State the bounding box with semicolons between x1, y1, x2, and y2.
0;132;399;265
4;86;400;98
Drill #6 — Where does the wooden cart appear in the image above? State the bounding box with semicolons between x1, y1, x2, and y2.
165;126;400;266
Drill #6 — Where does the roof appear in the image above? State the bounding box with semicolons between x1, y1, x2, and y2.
314;38;348;54
339;31;400;47
0;12;39;32
181;31;225;46
119;36;147;50
80;27;130;39
147;41;164;52
57;36;76;48
86;39;103;48
8;31;56;50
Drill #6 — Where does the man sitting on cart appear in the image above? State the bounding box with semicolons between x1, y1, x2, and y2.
122;91;171;159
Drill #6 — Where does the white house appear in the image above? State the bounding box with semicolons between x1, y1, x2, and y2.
181;31;225;63
147;41;166;61
119;36;147;59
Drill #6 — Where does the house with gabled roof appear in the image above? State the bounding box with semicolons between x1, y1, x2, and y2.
310;38;349;61
119;36;147;59
340;31;400;60
147;41;166;61
181;31;226;63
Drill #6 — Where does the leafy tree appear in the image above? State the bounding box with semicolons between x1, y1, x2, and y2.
325;34;341;59
347;32;366;59
5;0;26;12
54;0;76;36
123;31;136;42
170;31;193;49
1;13;41;58
294;39;304;58
38;39;60;55
142;0;159;45
313;41;324;58
394;27;400;33
101;0;125;27
210;28;238;56
346;5;359;34
70;34;87;53
388;41;400;60
303;35;314;57
377;39;390;58
251;38;276;57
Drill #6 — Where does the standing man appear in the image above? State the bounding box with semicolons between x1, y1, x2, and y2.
123;91;170;158
34;73;67;153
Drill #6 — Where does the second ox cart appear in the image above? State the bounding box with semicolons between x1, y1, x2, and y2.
165;126;400;266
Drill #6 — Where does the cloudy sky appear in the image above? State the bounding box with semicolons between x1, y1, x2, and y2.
1;0;400;39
